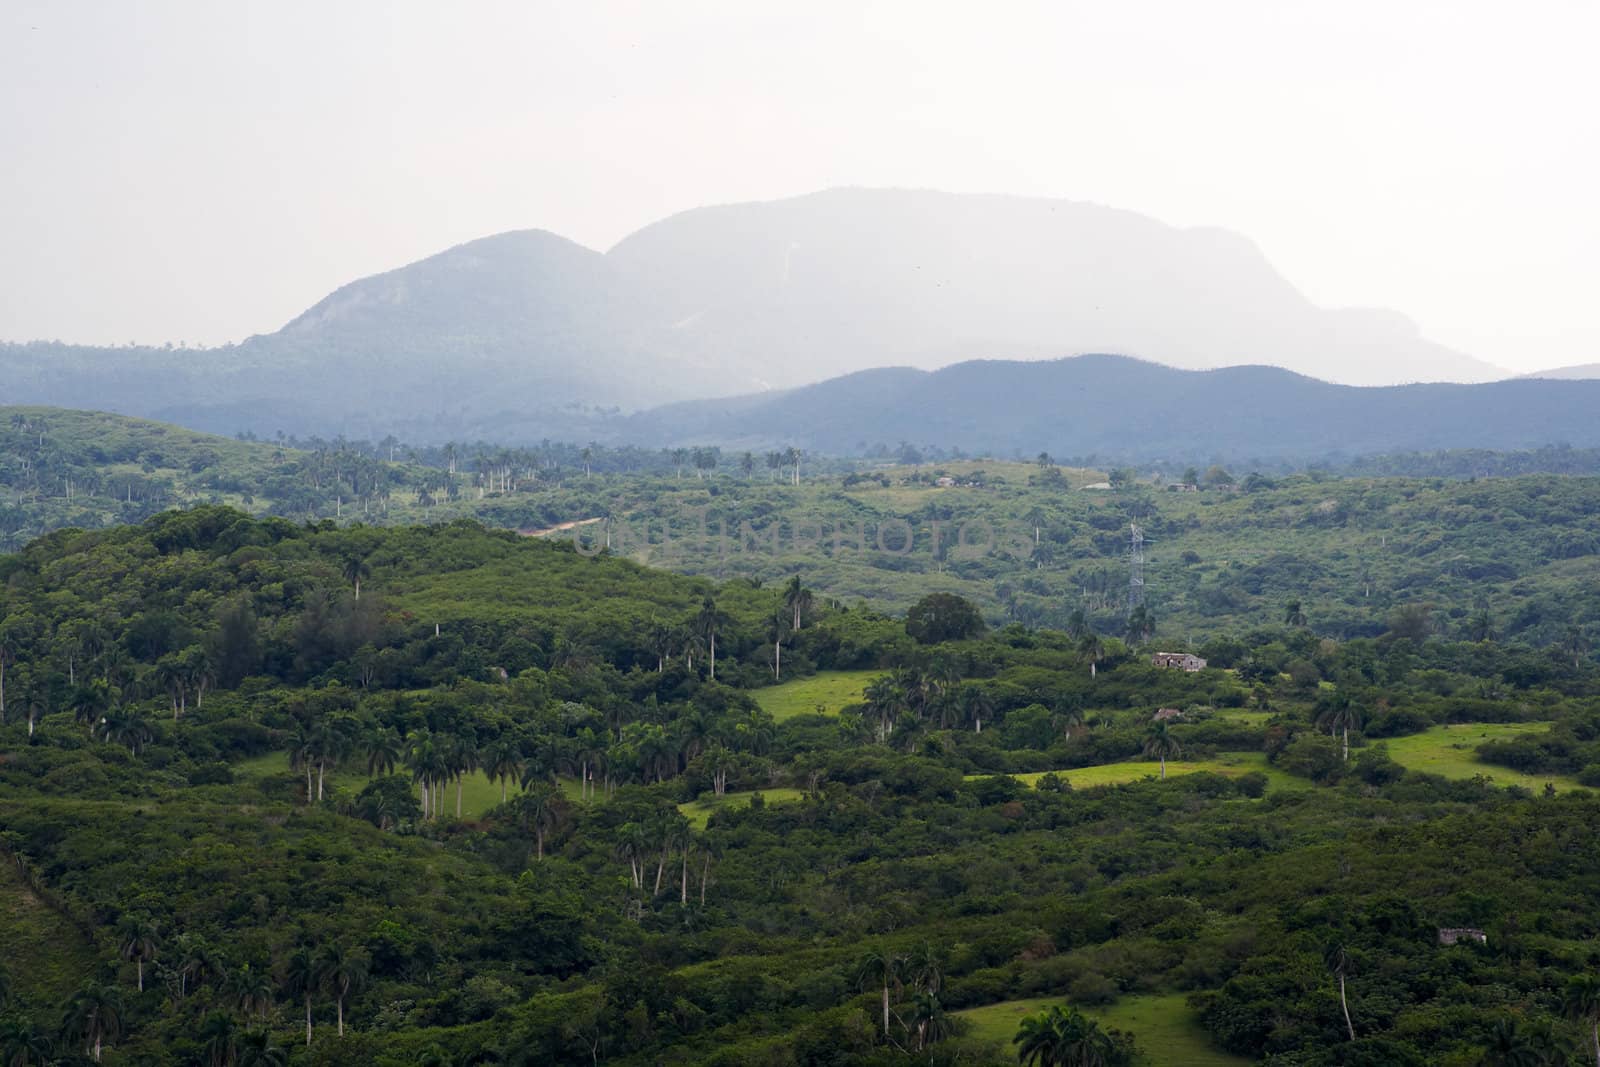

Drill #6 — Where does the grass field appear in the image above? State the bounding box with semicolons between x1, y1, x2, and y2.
957;992;1248;1066
678;787;807;828
0;854;98;1006
233;753;800;827
232;754;579;817
973;751;1311;793
1209;708;1275;725
1379;721;1582;792
754;670;882;721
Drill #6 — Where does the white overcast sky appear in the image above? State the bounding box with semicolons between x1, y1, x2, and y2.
1;0;1595;372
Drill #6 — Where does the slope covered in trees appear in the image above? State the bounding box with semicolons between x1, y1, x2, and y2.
2;508;1600;1063
616;355;1600;461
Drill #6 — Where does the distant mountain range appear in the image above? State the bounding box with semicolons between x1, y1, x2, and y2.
610;354;1600;463
2;188;1508;441
1522;363;1600;380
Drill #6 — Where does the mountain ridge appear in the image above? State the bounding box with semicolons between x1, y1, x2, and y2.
2;187;1510;439
609;353;1600;462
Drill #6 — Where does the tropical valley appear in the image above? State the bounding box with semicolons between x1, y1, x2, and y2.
4;34;1600;1060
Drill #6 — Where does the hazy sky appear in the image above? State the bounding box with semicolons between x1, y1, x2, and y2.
2;0;1595;373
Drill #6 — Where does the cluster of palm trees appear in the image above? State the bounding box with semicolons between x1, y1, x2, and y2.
0;614;212;739
855;943;952;1052
858;663;994;745
613;811;719;905
1014;1004;1126;1067
107;915;370;1053
285;694;779;825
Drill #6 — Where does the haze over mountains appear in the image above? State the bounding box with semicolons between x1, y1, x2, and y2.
616;354;1600;462
2;188;1513;444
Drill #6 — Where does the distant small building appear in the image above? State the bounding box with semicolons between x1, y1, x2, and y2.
1152;707;1184;721
1437;927;1488;946
1081;482;1113;491
1152;652;1208;672
1167;483;1199;493
935;476;957;488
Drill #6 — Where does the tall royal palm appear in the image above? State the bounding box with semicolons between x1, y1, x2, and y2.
1563;974;1600;1067
1143;721;1181;779
316;944;367;1038
855;948;903;1041
116;913;160;993
0;1014;53;1066
694;595;731;679
782;576;814;632
282;945;319;1047
63;982;124;1063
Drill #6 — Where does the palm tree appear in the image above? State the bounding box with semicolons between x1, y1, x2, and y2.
703;744;734;797
694;595;730;680
0;1014;53;1066
97;708;153;755
1324;941;1355;1042
1126;603;1155;644
364;726;402;777
905;941;944;995
1563;974;1600;1067
1014;1004;1066;1066
864;675;905;743
1023;506;1048;547
446;734;479;818
768;612;791;681
483;737;525;804
615;822;648;889
341;553;371;600
70;681;112;736
1479;1016;1546;1067
63;982;124;1062
1563;622;1590;669
1014;1004;1117;1067
855;948;903;1041
282;946;318;1047
957;683;995;734
155;655;187;719
909;990;951;1052
1316;697;1364;761
198;1011;241;1067
516;783;566;861
782;576;814;632
237;1029;289;1067
1143;721;1181;779
229;963;273;1020
1078;630;1105;678
116;913;160;992
1056;702;1086;742
316;944;366;1038
175;933;226;999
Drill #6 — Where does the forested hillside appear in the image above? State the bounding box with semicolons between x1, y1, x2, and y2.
7;409;1599;662
616;355;1600;460
2;508;1600;1064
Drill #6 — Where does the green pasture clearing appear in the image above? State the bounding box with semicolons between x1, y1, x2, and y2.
232;754;587;816
753;670;882;721
973;751;1310;792
957;992;1247;1066
1379;721;1582;792
679;787;806;829
0;852;98;1006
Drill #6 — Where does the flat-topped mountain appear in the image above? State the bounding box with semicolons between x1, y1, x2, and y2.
2;188;1506;439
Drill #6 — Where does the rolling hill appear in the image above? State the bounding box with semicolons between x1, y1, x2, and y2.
615;354;1600;462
